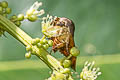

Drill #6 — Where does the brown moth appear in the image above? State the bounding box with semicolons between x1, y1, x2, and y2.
49;17;76;70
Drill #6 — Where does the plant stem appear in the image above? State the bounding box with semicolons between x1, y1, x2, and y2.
0;15;64;72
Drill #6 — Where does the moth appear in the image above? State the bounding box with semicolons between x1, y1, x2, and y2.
42;17;76;70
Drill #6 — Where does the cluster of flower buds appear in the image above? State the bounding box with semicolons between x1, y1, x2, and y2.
9;1;44;27
32;37;53;50
48;71;67;80
41;14;58;38
0;1;11;17
25;37;53;59
0;1;11;36
47;61;101;80
80;61;102;80
0;1;23;27
0;1;22;27
41;14;55;30
9;15;22;27
60;47;80;69
25;1;45;22
47;69;72;80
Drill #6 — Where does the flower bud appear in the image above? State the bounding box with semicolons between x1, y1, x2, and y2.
40;39;44;44
40;38;47;44
37;43;42;48
60;68;70;74
35;38;40;43
48;40;53;47
17;14;24;21
28;15;37;22
25;52;31;59
1;1;8;8
31;46;37;55
63;60;71;68
26;45;32;51
26;9;35;16
43;44;49;49
12;15;17;19
15;21;21;27
31;39;38;45
53;72;65;80
70;47;80;57
5;7;11;14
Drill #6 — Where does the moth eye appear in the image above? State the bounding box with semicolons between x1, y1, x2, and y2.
55;17;60;21
56;22;64;27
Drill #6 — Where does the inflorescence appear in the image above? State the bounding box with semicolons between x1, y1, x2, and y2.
41;14;58;38
0;1;44;36
25;37;53;59
0;1;11;36
80;61;102;80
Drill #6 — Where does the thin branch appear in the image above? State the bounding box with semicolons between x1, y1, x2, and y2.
0;15;65;72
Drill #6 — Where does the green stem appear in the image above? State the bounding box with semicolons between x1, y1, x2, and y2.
0;15;64;72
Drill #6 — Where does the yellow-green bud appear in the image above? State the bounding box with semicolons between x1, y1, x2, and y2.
80;72;83;79
31;48;36;55
31;39;37;45
68;76;74;80
48;40;53;47
43;44;49;49
63;60;71;68
40;40;44;44
28;15;37;22
43;39;48;44
25;52;31;59
70;47;80;57
35;38;40;43
17;14;24;21
1;1;8;8
60;68;70;74
51;74;56;80
12;15;17;19
5;7;11;14
54;73;65;80
37;43;42;48
26;9;35;16
26;45;32;51
15;21;21;27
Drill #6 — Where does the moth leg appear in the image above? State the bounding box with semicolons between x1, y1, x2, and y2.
53;42;65;50
65;33;70;53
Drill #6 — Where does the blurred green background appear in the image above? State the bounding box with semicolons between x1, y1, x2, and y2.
0;0;120;80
